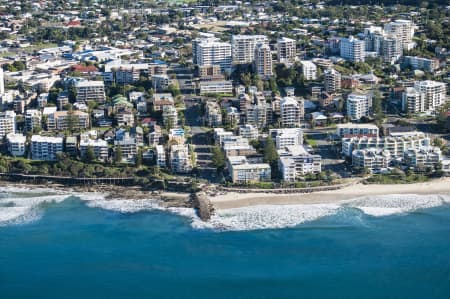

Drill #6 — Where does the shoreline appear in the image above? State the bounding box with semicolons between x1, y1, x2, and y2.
209;177;450;210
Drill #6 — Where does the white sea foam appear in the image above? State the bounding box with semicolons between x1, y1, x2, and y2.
85;198;160;213
345;194;450;217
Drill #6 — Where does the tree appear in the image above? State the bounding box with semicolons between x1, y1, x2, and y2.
114;147;123;163
211;146;225;171
136;148;143;167
263;137;278;164
84;145;96;163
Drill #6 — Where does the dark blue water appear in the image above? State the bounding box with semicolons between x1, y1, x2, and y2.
0;197;449;299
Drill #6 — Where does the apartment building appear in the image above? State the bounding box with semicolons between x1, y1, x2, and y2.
152;74;170;91
254;43;273;78
384;20;415;50
280;97;303;127
0;110;16;138
403;146;442;169
114;133;137;163
352;148;391;172
25;109;41;132
205;101;223;127
239;124;259;140
340;36;365;62
162;105;178;128
199;80;233;95
170;144;193;174
6;133;26;157
381;36;403;65
324;68;341;93
278;145;322;181
342;133;430;158
336;123;379;138
228;157;271;184
402;87;425;114
151;93;174;111
47;110;89;131
413;80;447;112
277;37;296;63
155;145;166;168
31;135;63;161
402;56;439;73
346;93;373;121
80;138;109;161
270;128;304;150
75;80;106;103
195;40;232;71
246;101;268;129
231;35;269;64
300;61;317;80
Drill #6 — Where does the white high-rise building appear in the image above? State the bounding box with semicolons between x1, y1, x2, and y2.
384;20;415;50
31;135;63;161
277;37;296;63
402;87;425;114
280;97;302;128
192;36;220;64
0;110;16;138
340;36;365;62
413;81;447;112
324;68;341;93
300;61;317;81
195;41;232;71
346;93;373;120
254;43;273;78
6;133;26;157
381;36;403;65
232;35;268;64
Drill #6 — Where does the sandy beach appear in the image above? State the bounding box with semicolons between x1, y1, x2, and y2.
210;178;450;209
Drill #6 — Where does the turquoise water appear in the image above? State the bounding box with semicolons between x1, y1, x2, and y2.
0;190;449;299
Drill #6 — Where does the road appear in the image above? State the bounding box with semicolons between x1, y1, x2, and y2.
184;97;219;182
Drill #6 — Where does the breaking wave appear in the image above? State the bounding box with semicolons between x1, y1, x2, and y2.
0;185;449;231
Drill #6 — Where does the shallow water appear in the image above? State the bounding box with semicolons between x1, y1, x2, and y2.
0;187;449;299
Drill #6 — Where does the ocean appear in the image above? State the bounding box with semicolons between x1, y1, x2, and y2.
0;186;449;299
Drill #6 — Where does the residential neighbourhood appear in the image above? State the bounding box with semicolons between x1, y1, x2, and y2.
0;0;448;188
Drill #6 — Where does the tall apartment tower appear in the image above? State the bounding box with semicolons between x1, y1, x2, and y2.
381;36;403;65
195;41;232;72
346;93;373;120
324;69;342;93
192;36;220;64
384;20;415;50
280;97;303;128
254;43;273;79
277;37;296;63
413;80;447;112
340;36;365;62
232;35;268;64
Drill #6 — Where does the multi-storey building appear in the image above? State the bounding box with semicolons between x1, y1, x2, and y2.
384;20;415;50
246;101;268;129
342;132;430;158
199;80;233;95
6;133;26;157
75;80;106;103
340;36;365;62
114;133;137;163
254;43;273;79
277;37;296;63
162;105;178;128
239;124;259;140
413;80;447;112
402;87;425;114
155;145;166;168
31;135;63;161
195;40;232;72
228;157;271;183
352;148;391;172
403;146;442;169
402;56;439;73
170;144;193;174
346;93;373;121
232;35;268;64
80;138;109;161
205;101;223;127
336;123;379;138
381;36;403;65
300;61;317;80
25;109;41;132
278;145;321;181
270;128;304;150
324;68;341;93
280;97;303;128
47;110;89;131
0;110;16;138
